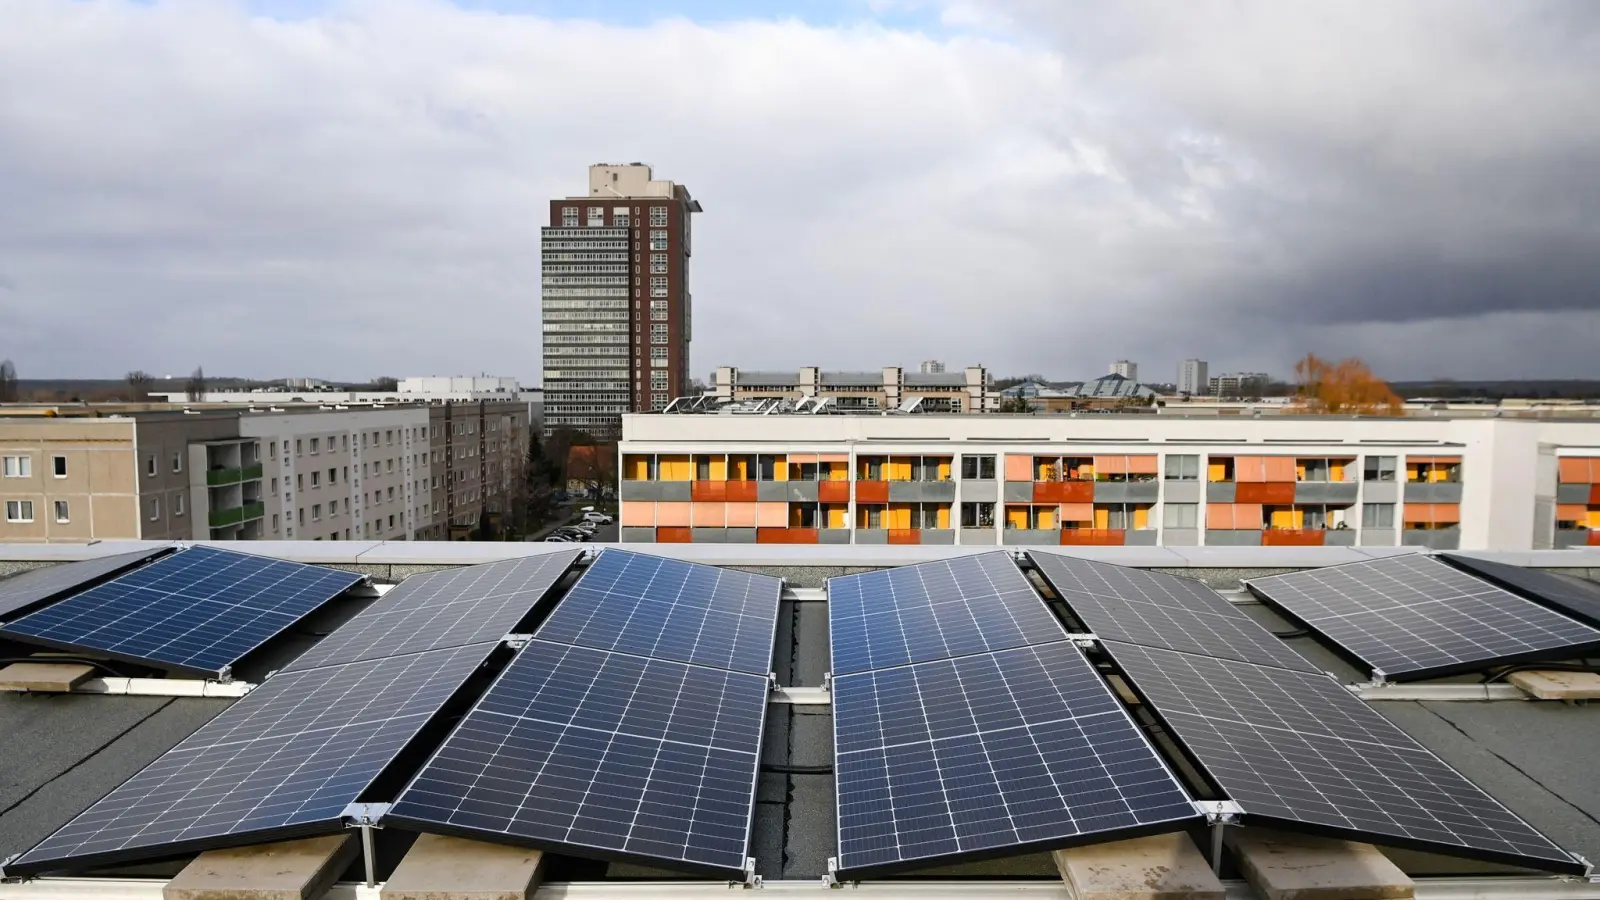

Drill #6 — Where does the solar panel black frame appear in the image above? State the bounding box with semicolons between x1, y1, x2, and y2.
831;641;1200;878
0;547;173;621
283;549;583;672
385;640;771;878
3;644;495;876
0;546;364;678
1100;641;1585;874
1440;553;1600;630
1026;551;1319;673
534;548;782;675
1244;554;1600;681
828;552;1069;676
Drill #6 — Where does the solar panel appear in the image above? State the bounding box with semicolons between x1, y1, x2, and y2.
535;548;781;676
0;546;362;678
1441;554;1600;629
1104;641;1584;873
386;640;769;877
828;552;1067;676
5;644;490;876
832;641;1198;876
0;548;171;620
283;550;583;672
1246;555;1600;680
1027;551;1318;673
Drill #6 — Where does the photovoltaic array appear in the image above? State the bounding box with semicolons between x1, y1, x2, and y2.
829;551;1067;676
1441;554;1600;629
388;549;783;877
1027;551;1317;673
827;553;1198;876
284;549;583;672
0;547;171;620
6;645;492;875
1107;641;1585;873
1246;554;1600;680
0;546;362;677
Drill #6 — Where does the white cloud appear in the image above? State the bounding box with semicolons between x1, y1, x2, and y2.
0;0;1595;384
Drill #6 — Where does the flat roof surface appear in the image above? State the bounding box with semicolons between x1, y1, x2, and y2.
3;546;1600;884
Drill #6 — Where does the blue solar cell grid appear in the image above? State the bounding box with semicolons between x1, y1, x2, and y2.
832;641;1197;874
828;552;1067;676
8;645;490;875
0;546;362;677
535;549;781;675
388;640;769;876
0;547;170;620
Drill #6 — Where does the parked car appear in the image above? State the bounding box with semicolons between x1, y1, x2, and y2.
582;511;613;525
554;526;592;541
543;534;577;542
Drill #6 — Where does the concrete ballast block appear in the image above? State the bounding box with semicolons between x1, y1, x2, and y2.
164;834;358;900
1507;670;1600;700
381;833;545;900
0;661;97;692
1054;832;1224;900
1226;827;1413;900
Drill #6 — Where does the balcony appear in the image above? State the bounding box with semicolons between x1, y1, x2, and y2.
1261;528;1326;547
1404;482;1463;503
1060;529;1125;546
209;502;265;528
855;481;889;504
206;463;263;487
1402;526;1462;550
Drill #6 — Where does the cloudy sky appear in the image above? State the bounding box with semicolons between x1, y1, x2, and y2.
1;0;1597;384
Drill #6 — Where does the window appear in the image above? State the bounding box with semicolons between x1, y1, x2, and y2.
386;430;393;445
295;439;303;456
959;502;994;528
1163;503;1199;529
960;455;996;480
650;230;668;251
331;499;340;514
269;441;277;459
562;206;578;227
649;206;669;227
271;477;278;493
327;467;337;484
651;372;669;391
174;495;184;517
650;253;668;274
650;347;668;365
296;473;304;490
148;497;161;521
298;508;305;525
1164;455;1200;481
651;324;668;343
613;208;630;227
651;392;668;408
272;513;280;532
145;455;156;477
53;456;67;478
386;459;394;473
1362;503;1396;528
1364;456;1397;482
649;276;668;298
387;486;395;501
172;451;182;473
312;503;322;521
587;206;604;226
310;437;319;454
5;500;33;522
2;455;30;478
54;500;69;523
311;471;321;488
388;515;395;529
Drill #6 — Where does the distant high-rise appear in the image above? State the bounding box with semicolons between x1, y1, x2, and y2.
1177;359;1209;395
541;164;701;437
1109;360;1138;381
919;359;945;374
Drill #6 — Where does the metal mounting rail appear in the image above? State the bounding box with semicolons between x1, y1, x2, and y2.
68;678;255;698
1349;682;1529;702
770;686;830;705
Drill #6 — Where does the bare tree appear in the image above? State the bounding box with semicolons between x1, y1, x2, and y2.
369;376;398;392
185;366;207;402
126;370;154;402
0;359;16;403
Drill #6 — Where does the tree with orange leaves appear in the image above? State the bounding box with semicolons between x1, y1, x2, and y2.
1290;353;1404;416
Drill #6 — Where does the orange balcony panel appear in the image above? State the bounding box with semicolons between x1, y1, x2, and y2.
1591;485;1600;505
1590;531;1600;547
691;481;727;502
757;527;819;544
1235;482;1296;505
1034;481;1094;503
724;480;759;502
1262;529;1327;546
1060;529;1125;546
856;480;890;503
655;527;693;544
818;481;851;503
887;529;922;545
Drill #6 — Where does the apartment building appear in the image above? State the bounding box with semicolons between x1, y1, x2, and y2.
1177;359;1209;396
712;365;995;413
542;164;702;437
154;374;542;431
245;408;431;542
423;402;529;540
617;413;1600;550
1109;360;1138;380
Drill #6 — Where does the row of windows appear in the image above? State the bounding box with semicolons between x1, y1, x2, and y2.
544;334;629;346
543;251;629;262
541;240;629;250
544;311;631;322
543;228;629;239
4;499;76;523
3;455;74;478
543;264;629;275
543;276;628;286
546;347;631;358
544;321;628;332
542;288;628;297
542;298;627;310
